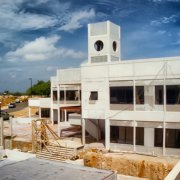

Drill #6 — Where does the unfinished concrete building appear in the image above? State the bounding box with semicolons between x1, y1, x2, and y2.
29;21;180;156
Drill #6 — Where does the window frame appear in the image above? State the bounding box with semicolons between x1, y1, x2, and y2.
89;91;98;101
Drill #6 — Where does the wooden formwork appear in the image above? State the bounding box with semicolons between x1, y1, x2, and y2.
32;119;60;153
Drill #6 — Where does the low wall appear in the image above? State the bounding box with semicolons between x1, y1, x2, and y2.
165;160;180;180
12;117;35;124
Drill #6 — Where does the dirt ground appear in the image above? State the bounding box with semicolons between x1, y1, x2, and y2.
10;107;37;118
81;150;179;180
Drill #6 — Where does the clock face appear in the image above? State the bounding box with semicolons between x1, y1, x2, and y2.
113;41;117;52
94;40;104;51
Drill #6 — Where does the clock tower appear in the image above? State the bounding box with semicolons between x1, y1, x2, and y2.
88;21;121;64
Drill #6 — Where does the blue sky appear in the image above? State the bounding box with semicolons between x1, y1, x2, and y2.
0;0;180;92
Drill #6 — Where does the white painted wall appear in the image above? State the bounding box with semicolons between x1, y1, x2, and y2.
28;98;51;108
39;98;51;108
81;57;180;122
28;98;40;107
57;68;81;84
144;128;154;147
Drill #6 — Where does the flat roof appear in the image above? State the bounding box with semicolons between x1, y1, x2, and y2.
0;158;116;180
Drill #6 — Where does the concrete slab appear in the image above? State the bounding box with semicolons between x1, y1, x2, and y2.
0;158;116;180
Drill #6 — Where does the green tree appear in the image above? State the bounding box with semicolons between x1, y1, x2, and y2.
26;80;50;96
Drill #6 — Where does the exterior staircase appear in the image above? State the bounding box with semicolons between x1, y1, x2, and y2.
36;145;76;162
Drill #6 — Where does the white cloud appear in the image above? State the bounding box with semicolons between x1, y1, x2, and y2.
156;30;172;36
151;15;177;26
156;30;166;35
59;9;95;32
0;1;95;34
0;0;58;31
6;35;85;62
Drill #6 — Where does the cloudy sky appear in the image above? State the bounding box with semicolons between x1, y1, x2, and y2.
0;0;180;92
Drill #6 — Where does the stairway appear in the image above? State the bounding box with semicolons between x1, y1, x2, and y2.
68;114;101;140
36;145;76;162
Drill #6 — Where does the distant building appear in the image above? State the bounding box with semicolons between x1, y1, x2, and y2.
29;21;180;156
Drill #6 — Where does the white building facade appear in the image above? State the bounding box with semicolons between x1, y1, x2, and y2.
40;21;180;156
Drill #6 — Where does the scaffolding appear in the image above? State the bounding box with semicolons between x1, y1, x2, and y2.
31;119;60;153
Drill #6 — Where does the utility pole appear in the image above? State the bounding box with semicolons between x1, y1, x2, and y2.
29;78;32;98
0;101;1;117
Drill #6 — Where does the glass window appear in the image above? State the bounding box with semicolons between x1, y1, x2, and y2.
112;41;117;51
53;91;57;101
155;128;180;148
155;86;163;105
136;86;144;104
167;85;180;104
110;86;133;104
94;40;103;51
155;85;180;105
60;91;64;101
66;90;79;101
89;91;98;100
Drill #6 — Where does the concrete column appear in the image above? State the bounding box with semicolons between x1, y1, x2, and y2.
133;80;136;152
58;108;60;123
57;85;60;104
163;62;167;156
0;118;3;148
9;117;13;137
82;118;85;145
64;109;67;122
64;87;66;104
57;108;60;136
51;108;54;125
133;120;136;152
144;128;154;147
78;86;80;104
29;107;31;118
39;107;41;119
105;119;110;149
9;117;13;149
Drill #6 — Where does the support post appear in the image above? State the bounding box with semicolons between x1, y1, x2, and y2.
57;85;60;104
64;109;67;122
9;117;13;149
163;62;167;156
133;79;136;152
64;87;66;104
57;108;60;136
29;107;31;118
51;108;54;125
78;86;80;104
0;118;3;148
39;107;41;119
105;118;110;150
82;118;85;145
